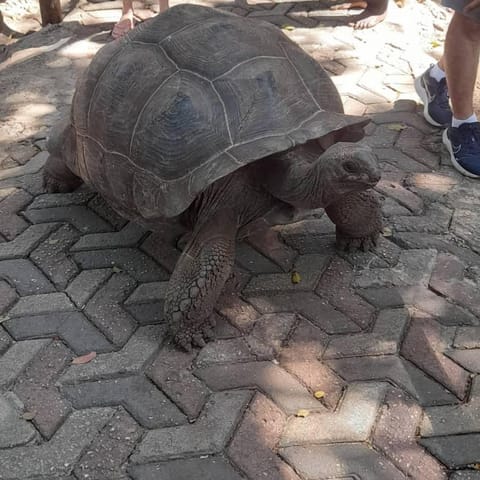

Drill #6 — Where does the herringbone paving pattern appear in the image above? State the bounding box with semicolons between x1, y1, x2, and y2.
1;0;480;478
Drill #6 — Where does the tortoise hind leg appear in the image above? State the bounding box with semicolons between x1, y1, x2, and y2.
165;211;237;351
43;155;83;193
326;190;383;252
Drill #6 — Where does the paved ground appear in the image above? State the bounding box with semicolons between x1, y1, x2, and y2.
1;0;480;478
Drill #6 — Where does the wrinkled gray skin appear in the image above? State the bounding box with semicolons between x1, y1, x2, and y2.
43;4;382;351
44;131;381;351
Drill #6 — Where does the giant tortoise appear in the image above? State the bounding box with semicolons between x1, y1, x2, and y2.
44;4;382;350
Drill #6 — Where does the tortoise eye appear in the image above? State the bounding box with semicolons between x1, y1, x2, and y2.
344;160;358;173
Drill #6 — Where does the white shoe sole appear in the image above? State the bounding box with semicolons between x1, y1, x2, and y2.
442;129;480;178
414;76;444;128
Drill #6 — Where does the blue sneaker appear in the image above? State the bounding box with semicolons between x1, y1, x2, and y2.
442;122;480;178
414;66;452;127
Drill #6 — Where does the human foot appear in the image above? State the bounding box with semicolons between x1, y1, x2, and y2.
112;11;135;39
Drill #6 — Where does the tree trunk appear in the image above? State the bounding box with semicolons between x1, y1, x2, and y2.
39;0;62;26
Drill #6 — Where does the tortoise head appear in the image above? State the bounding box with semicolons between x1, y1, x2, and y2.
316;142;381;206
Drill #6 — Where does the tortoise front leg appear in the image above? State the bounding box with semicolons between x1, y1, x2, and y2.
326;189;382;252
164;211;237;351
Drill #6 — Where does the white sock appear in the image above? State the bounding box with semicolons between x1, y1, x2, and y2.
429;64;446;81
452;113;478;128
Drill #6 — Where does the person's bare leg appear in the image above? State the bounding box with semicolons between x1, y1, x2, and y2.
332;0;388;29
158;0;169;13
112;0;135;39
442;12;480;119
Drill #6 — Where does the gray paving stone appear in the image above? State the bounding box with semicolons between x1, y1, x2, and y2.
62;375;185;428
0;392;37;448
421;434;480;468
0;151;47;181
0;259;55;295
4;311;112;355
65;268;112;308
84;273;137;347
73;248;169;282
131;391;251;463
450;472;480;480
327;356;457;406
0;325;12;354
28;191;93;209
446;349;480;372
24;205;113;233
0;223;58;260
7;292;75;317
249;292;360;334
0;280;17;316
324;308;408;358
280;443;407;479
124;281;168;324
0;339;50;389
60;325;164;383
30;224;80;289
0;407;114;480
421;378;480;437
74;408;143;480
197;361;324;414
282;382;387;446
195;338;254;366
129;456;245;480
71;221;147;251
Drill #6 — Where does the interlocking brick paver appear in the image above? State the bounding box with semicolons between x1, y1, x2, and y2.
60;325;163;383
327;355;457;406
0;392;37;448
402;315;470;400
74;248;169;282
0;407;114;480
7;292;76;317
30;223;80;289
281;382;387;446
13;340;72;439
148;345;209;419
0;339;50;389
228;393;301;480
63;374;185;428
279;319;344;410
249;292;360;334
129;457;246;480
0;188;32;240
84;272;137;347
324;308;408;358
280;443;408;480
131;391;251;463
0;223;58;260
316;256;376;329
65;268;112;308
24;205;113;233
71;221;147;251
245;313;296;360
197;361;324;414
421;377;480;437
373;387;447;479
74;408;143;480
0;280;16;316
0;259;55;295
2;1;480;478
358;285;479;326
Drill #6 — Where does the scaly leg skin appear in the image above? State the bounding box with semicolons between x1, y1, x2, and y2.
164;213;237;351
43;155;83;193
325;190;382;252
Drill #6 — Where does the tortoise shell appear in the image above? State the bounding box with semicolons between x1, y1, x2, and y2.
71;4;366;219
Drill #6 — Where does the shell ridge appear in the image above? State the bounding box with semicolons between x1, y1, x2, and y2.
212;55;286;82
85;47;126;133
128;70;179;157
280;42;322;112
